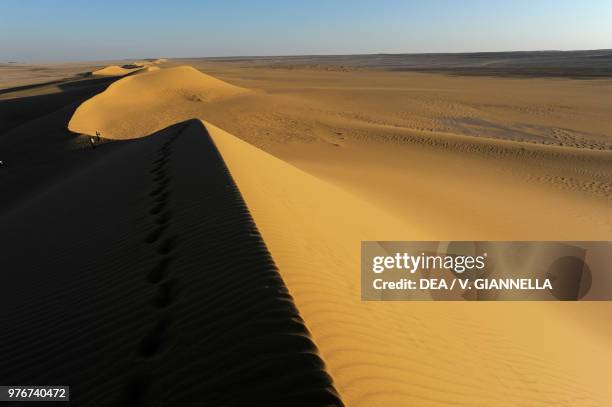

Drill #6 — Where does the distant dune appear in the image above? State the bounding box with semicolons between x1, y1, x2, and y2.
69;66;249;138
89;58;167;77
143;65;160;72
134;58;168;65
91;64;143;76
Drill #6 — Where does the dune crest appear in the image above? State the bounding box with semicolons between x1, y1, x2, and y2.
69;66;250;139
91;65;143;76
91;58;167;77
0;120;344;406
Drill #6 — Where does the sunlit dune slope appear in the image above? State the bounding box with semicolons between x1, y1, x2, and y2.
69;66;250;138
90;58;166;77
207;121;612;406
91;65;143;76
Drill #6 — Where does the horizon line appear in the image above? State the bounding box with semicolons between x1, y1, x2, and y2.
3;48;611;65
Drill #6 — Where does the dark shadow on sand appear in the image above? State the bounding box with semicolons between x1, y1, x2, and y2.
0;76;119;134
0;119;344;406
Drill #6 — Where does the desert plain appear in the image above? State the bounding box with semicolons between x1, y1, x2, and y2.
1;52;611;406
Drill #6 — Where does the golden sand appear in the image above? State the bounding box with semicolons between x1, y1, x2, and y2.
70;64;612;239
207;121;612;406
69;66;250;138
91;65;142;76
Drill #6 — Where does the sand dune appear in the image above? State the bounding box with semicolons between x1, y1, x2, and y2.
143;65;161;72
207;122;612;406
134;58;168;66
69;65;612;239
0;120;342;406
90;57;167;76
91;64;143;76
69;66;250;138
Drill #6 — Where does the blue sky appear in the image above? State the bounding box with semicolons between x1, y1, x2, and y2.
1;0;611;61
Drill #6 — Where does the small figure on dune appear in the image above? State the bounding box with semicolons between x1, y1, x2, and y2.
90;131;102;149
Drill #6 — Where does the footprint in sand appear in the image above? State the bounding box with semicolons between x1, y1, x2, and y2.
144;225;168;244
139;318;170;358
148;257;173;284
153;280;177;308
157;236;177;255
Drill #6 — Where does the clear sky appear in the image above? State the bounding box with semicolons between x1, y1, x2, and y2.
1;0;611;62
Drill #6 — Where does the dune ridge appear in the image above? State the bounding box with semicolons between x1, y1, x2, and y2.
69;66;250;139
91;58;168;76
0;120;343;406
91;65;143;76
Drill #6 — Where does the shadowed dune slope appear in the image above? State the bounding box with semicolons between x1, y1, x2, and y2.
0;76;118;134
0;120;343;407
68;66;250;139
0;75;123;213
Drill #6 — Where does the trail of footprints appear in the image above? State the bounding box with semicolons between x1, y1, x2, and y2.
142;128;182;356
121;127;183;405
118;123;343;406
